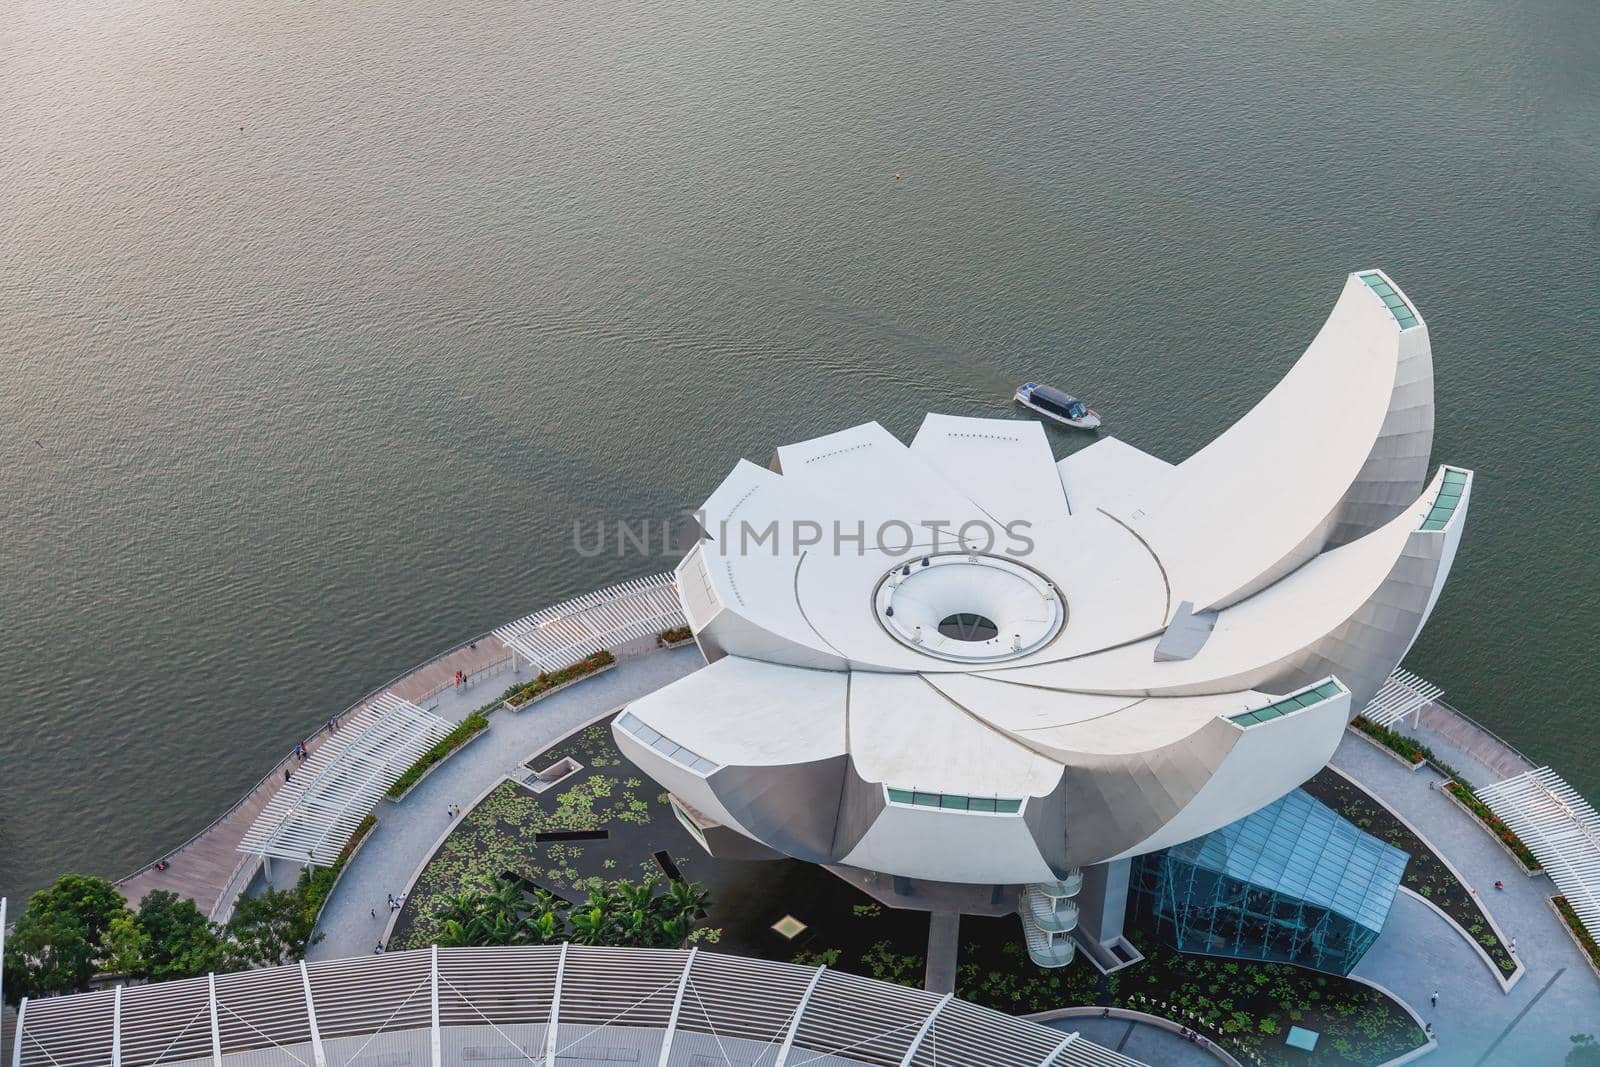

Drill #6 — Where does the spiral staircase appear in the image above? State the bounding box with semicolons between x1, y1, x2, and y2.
1019;868;1082;967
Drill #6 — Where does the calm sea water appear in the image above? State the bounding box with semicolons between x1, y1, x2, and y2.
2;0;1596;904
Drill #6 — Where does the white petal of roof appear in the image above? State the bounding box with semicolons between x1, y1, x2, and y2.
623;655;846;767
1116;273;1430;613
846;672;1064;797
987;466;1450;696
910;413;1071;526
1055;436;1176;516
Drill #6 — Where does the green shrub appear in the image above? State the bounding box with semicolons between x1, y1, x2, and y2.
1443;781;1541;871
1555;897;1600;972
1352;716;1424;763
387;716;489;798
503;652;616;708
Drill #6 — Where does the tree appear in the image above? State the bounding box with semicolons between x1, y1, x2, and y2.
135;890;235;979
104;915;149;977
2;874;131;1002
228;886;321;965
2;914;98;1002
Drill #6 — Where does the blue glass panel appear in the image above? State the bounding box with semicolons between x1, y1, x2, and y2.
1136;788;1408;975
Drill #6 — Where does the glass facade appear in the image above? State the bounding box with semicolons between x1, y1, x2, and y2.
616;711;719;775
1132;788;1409;976
1359;272;1421;330
885;787;1023;813
1421;468;1469;531
1227;679;1345;727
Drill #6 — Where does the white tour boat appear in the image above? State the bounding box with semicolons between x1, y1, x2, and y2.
1014;382;1101;429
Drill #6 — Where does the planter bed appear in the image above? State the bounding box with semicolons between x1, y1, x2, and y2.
656;626;693;648
387;714;494;801
502;652;618;711
1349;717;1425;770
1440;780;1542;875
306;813;378;925
1549;897;1600;978
1301;769;1519;980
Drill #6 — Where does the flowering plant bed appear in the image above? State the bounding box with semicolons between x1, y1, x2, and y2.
1441;781;1542;873
503;652;617;710
1551;896;1600;977
657;626;693;647
386;714;491;799
956;922;1421;1067
1301;769;1518;978
1350;716;1424;766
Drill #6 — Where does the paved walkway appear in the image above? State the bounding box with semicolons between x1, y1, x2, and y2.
114;635;517;919
1335;734;1600;1066
1043;1016;1217;1066
308;645;704;961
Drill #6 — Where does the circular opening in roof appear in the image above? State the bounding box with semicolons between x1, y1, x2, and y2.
872;553;1065;663
938;613;999;642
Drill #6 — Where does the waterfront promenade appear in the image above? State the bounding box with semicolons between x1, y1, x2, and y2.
1338;732;1600;1066
308;644;703;960
114;634;518;919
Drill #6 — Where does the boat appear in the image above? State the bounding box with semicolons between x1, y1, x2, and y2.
1014;382;1101;429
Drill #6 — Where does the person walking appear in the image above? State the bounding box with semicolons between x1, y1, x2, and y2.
1430;990;1439;1008
387;893;394;908
1510;937;1517;954
284;768;292;783
371;908;377;919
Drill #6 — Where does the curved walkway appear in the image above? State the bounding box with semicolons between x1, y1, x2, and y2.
114;634;515;918
1336;734;1600;1066
308;644;704;962
1041;1016;1220;1067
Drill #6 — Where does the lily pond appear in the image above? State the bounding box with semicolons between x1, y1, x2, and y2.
392;715;1422;1066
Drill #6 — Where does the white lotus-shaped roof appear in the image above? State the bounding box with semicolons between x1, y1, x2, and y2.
616;271;1472;886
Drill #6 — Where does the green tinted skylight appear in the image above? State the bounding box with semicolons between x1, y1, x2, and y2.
1358;272;1421;330
1421;468;1469;531
886;787;1022;814
1228;679;1346;727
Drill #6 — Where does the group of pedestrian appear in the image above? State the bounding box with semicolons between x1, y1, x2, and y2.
386;892;405;913
1177;1028;1208;1048
294;740;308;763
453;669;471;688
447;803;462;819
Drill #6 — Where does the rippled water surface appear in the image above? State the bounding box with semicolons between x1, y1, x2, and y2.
2;0;1597;902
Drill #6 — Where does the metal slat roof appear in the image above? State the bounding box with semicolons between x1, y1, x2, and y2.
11;946;1147;1067
237;694;452;865
1477;767;1600;936
1359;668;1444;728
493;573;686;671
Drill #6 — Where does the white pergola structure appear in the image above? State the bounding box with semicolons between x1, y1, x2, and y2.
8;945;1144;1067
494;574;686;673
1359;668;1444;729
1477;767;1600;937
238;694;452;868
